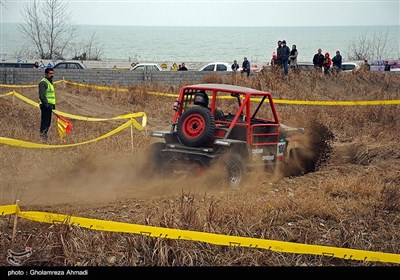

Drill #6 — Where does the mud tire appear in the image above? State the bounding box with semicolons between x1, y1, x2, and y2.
225;153;246;188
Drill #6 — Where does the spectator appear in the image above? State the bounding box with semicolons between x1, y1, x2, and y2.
241;57;251;77
384;60;391;71
289;44;298;72
179;63;188;71
313;48;324;71
363;59;371;71
270;52;278;66
38;67;56;141
231;60;240;72
323;52;332;75
361;59;370;72
281;40;290;75
276;40;283;67
332;50;342;74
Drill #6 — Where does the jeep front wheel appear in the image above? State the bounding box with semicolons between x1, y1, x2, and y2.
177;106;215;147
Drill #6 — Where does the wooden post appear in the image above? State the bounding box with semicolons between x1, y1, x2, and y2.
130;119;134;151
12;199;19;243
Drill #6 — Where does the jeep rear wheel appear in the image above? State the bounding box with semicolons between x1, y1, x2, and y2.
177;106;215;147
225;153;245;188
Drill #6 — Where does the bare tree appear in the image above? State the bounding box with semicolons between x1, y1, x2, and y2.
346;29;397;61
72;32;103;61
17;0;77;59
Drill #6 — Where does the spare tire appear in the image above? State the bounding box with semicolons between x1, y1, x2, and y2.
177;106;215;147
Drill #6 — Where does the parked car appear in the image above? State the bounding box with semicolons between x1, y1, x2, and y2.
53;61;86;69
130;63;163;72
297;62;315;71
340;61;361;72
295;61;361;73
0;62;36;68
198;62;232;72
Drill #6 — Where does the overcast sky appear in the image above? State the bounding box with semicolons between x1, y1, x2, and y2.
0;0;399;27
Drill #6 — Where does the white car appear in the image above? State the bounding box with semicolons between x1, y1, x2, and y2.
130;63;163;72
340;61;361;72
53;61;86;69
198;62;232;72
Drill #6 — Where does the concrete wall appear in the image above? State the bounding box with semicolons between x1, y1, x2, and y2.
0;68;232;86
2;68;398;87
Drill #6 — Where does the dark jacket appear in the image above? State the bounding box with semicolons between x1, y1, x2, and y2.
281;45;290;62
313;53;324;67
332;54;342;69
241;59;251;76
242;60;250;72
276;46;283;65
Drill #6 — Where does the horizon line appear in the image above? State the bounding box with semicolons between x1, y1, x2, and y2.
1;22;399;28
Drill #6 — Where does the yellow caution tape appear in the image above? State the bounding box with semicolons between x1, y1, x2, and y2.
1;80;399;106
0;90;147;148
1;204;398;264
0;91;147;125
0;204;20;216
272;99;400;106
0;91;39;107
0;119;144;148
0;80;63;88
63;80;129;92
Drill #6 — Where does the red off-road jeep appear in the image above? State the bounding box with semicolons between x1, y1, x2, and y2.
149;83;307;188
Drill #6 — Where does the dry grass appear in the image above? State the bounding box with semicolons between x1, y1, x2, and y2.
0;70;399;267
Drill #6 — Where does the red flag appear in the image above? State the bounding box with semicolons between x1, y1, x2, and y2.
55;113;72;139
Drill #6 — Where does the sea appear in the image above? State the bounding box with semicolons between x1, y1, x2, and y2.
1;23;399;67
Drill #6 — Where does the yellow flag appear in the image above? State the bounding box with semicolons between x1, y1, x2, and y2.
56;114;72;139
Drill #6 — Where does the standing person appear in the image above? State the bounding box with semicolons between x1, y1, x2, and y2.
276;40;283;67
270;52;279;73
241;57;251;77
331;50;342;74
178;63;188;71
281;40;290;75
323;52;332;75
231;60;240;72
384;60;391;71
362;59;370;71
289;44;298;72
38;67;56;140
270;52;278;66
313;48;324;72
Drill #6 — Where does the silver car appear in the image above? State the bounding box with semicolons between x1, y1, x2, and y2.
198;62;232;72
53;61;86;69
130;63;163;72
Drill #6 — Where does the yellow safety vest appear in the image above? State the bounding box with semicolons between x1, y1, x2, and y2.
39;78;56;105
